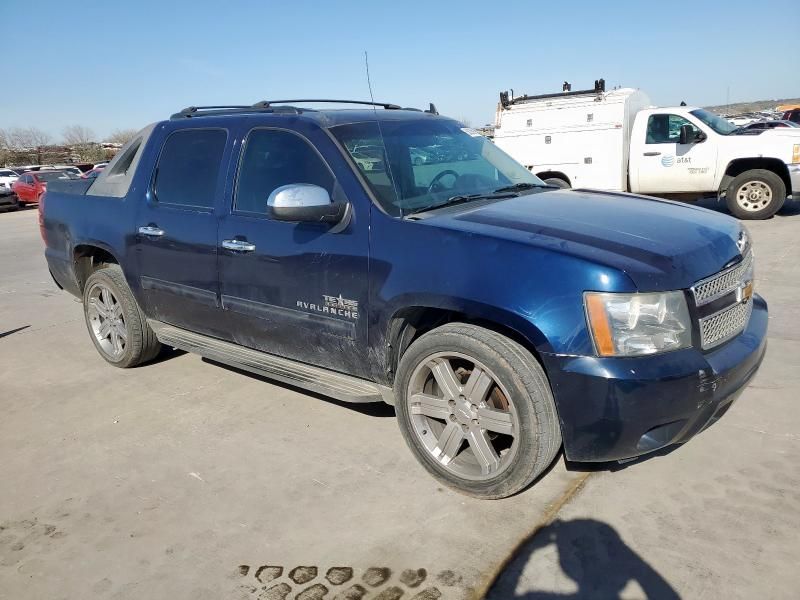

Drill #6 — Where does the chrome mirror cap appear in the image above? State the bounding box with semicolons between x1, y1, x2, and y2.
267;183;331;209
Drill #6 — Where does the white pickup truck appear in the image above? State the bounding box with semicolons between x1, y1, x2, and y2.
492;82;800;219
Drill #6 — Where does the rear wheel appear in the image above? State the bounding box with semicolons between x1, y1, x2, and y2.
394;323;561;499
82;264;161;368
725;169;785;219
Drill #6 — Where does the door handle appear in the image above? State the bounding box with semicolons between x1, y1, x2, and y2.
221;239;256;253
643;151;661;156
138;225;165;237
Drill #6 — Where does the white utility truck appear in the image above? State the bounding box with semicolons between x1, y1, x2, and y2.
492;80;800;219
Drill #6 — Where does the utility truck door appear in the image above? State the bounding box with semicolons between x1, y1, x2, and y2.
633;113;716;194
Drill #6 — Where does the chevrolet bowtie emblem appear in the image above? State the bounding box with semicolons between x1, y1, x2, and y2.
736;279;754;304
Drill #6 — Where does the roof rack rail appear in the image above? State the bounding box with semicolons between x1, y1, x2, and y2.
500;78;605;108
170;105;304;119
251;99;402;110
170;99;439;120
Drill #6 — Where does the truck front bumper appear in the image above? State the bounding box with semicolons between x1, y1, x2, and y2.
788;164;800;198
541;294;768;462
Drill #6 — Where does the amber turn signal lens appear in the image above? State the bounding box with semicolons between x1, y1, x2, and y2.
585;293;615;356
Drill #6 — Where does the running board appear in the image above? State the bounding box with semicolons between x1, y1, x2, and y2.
148;320;393;404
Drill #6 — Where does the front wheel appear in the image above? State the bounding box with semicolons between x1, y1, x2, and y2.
725;169;785;220
394;323;561;499
82;264;162;368
543;177;570;189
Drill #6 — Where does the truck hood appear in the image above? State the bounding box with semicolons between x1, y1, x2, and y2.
423;189;744;291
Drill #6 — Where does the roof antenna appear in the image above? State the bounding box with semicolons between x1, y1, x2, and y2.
364;51;402;217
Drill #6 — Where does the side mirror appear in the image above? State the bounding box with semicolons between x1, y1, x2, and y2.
679;124;704;145
266;184;348;226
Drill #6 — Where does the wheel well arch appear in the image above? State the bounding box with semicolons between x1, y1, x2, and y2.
73;244;119;293
534;171;571;186
721;158;791;195
384;306;548;383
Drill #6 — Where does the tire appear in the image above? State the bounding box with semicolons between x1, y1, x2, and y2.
725;169;785;220
394;323;561;499
82;263;161;368
543;177;570;189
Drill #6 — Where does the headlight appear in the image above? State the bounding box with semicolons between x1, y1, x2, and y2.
584;291;692;356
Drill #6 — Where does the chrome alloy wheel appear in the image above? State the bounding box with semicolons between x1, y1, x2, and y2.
406;352;518;481
86;283;127;359
735;180;772;212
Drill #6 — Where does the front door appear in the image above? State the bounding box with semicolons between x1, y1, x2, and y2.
16;174;34;202
135;127;230;335
217;126;370;378
635;113;717;193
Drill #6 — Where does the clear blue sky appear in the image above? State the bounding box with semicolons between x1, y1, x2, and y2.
3;0;798;140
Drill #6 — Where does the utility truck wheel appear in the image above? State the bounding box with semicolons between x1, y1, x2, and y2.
394;323;561;499
725;169;785;220
543;177;570;189
82;264;161;368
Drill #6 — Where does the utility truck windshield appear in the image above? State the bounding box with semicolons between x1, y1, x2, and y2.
690;108;738;135
331;119;544;216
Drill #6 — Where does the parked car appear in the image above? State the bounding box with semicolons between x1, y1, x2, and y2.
53;165;85;178
351;151;383;171
0;168;20;191
13;170;71;205
493;82;800;219
0;191;19;212
93;161;110;169
42;100;767;499
410;147;432;165
782;108;800;124
81;167;105;180
741;120;800;131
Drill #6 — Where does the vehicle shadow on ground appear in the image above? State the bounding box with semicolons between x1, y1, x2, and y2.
201;358;397;418
692;196;800;218
486;518;679;599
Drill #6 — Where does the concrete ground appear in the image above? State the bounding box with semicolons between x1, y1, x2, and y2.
0;199;798;599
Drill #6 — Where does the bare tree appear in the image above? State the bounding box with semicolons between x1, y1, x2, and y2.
106;128;138;145
62;125;95;146
7;127;51;150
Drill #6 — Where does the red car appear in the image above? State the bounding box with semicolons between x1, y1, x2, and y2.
12;170;72;205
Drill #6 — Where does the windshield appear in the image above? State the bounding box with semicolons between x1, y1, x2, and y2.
330;119;544;216
690;108;738;135
36;171;71;182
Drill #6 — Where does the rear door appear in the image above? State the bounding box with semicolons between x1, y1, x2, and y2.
216;125;371;377
134;126;231;335
633;113;717;193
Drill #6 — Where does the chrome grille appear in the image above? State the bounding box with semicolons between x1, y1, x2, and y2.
692;251;753;306
699;301;753;349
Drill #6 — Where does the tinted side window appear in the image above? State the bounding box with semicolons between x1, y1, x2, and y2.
645;114;696;144
235;129;334;214
154;129;227;208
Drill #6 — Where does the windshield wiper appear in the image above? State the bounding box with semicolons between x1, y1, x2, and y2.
405;192;517;217
492;182;555;193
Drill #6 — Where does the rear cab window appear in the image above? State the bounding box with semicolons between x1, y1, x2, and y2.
153;128;227;210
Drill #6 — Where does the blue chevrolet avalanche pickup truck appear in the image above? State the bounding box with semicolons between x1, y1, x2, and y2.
41;100;767;499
